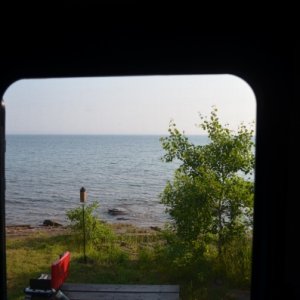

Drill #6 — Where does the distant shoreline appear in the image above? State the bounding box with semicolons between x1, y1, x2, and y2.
6;133;209;137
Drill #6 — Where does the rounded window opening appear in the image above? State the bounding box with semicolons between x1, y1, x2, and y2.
4;74;256;299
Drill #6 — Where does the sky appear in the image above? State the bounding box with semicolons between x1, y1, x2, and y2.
3;75;256;135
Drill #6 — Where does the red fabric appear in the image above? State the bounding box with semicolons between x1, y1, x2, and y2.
51;251;70;290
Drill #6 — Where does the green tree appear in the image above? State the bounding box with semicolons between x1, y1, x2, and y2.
160;108;255;258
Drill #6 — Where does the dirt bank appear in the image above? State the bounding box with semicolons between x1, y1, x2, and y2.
5;225;71;238
5;222;161;238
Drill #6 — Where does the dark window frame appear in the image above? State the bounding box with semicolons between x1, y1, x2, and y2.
0;30;296;299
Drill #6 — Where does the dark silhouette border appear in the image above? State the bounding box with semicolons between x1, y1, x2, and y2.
0;27;296;299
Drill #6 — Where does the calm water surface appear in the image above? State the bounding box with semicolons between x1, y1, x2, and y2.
6;135;208;227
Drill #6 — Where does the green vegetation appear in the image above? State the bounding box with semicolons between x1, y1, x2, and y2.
66;201;116;251
159;107;254;290
7;224;250;300
7;108;254;299
6;225;161;300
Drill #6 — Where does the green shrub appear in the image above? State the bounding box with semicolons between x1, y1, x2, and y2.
66;201;116;250
160;108;254;257
159;108;254;290
217;235;252;287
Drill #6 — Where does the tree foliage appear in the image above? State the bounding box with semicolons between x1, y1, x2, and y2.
160;108;255;257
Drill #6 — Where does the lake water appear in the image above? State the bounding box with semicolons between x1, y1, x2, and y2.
6;135;208;227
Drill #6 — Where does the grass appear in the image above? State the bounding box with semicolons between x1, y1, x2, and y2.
7;232;73;300
6;225;168;300
6;224;251;300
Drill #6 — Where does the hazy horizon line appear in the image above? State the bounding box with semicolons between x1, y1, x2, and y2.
6;133;209;136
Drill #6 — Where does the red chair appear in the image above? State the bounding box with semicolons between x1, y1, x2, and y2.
51;252;70;291
24;251;70;299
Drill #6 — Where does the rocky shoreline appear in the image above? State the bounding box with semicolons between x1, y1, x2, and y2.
5;224;71;237
5;221;162;238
